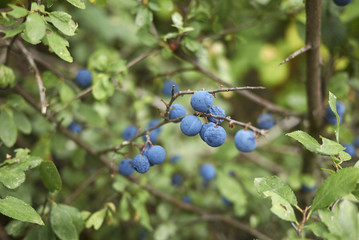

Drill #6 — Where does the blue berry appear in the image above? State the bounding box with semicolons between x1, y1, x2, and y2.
221;196;233;206
180;115;202;136
68;121;82;133
343;143;355;157
200;122;216;141
301;184;316;193
169;104;186;122
132;154;150;173
234;129;257;152
200;163;216;181
75;69;92;87
118;158;134;176
324;101;345;125
170;155;181;164
122;125;138;140
190;91;213;113
204;126;226;147
162;80;179;97
146;145;166;165
333;0;352;6
171;173;183;186
207;106;226;124
354;137;359;148
182;195;191;203
257;113;275;130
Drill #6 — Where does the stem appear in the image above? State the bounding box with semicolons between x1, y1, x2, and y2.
301;0;323;206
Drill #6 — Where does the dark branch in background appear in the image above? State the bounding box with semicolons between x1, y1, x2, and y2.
16;41;47;114
15;86;273;240
126;47;160;68
175;53;299;116
277;44;312;67
301;0;323;206
64;168;106;205
0;224;9;240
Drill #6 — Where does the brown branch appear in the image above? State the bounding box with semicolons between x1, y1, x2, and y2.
301;0;323;206
16;41;47;114
277;44;312;67
0;224;9;240
16;85;273;240
176;53;299;116
47;86;93;119
64;168;106;205
126;47;160;68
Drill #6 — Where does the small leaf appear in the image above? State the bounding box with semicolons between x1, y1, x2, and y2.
148;2;161;11
182;37;201;52
254;176;297;205
59;82;75;103
153;223;177;240
171;12;183;28
13;110;32;134
24;222;56;240
264;191;297;222
25;13;46;44
0;23;25;39
163;32;178;41
49;11;77;36
305;222;330;238
0;196;44;225
135;6;153;27
312;167;359;211
286;131;320;153
120;195;130;221
0;167;25;189
40;161;62;192
45;30;73;62
286;131;345;156
56;205;84;234
51;204;78;240
5;220;28;238
85;208;106;230
0;109;17;147
0;64;16;88
66;0;85;9
328;91;340;142
8;4;28;18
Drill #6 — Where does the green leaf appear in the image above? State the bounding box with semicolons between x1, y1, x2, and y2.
45;30;73;62
148;2;161;11
0;64;16;88
39;161;62;192
153;223;177;240
254;176;297;205
24;222;56;240
0;109;17;147
264;191;297;222
312;167;359;211
286;131;345;156
0;196;44;225
328;91;340;142
56;205;84;234
85;208;106;230
25;13;46;44
48;11;77;36
0;23;25;39
131;200;152;231
182;37;201;52
135;6;153;27
8;4;28;18
92;74;114;100
51;204;78;240
66;0;85;9
163;32;178;41
216;171;247;216
59;82;75;103
5;220;28;238
76;103;104;126
13;110;32;134
305;222;330;238
120;195;130;221
171;12;183;28
338;200;359;239
286;131;320;153
0;149;42;189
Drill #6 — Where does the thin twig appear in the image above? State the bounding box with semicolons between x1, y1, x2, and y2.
47;86;93;119
149;67;196;80
16;41;47;114
64;168;106;204
16;86;273;240
176;53;299;116
126;47;160;68
277;44;311;67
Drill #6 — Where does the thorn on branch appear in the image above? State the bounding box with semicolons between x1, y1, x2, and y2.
277;44;312;67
